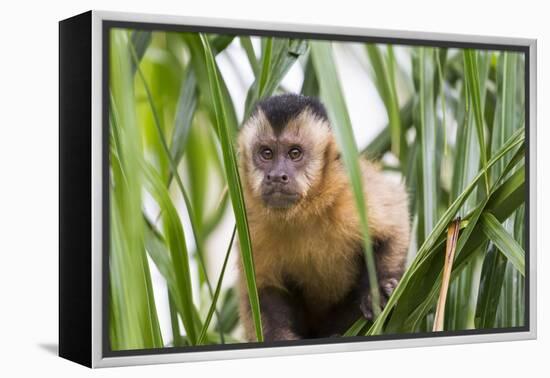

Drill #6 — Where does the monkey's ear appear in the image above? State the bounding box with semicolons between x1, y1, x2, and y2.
322;138;341;166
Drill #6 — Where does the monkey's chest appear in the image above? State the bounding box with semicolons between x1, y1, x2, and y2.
279;238;360;308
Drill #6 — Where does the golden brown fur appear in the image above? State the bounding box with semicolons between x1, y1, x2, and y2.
237;102;410;341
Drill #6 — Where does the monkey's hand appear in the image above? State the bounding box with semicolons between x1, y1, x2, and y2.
359;277;399;321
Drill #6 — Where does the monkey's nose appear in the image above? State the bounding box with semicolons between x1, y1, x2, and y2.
266;172;289;184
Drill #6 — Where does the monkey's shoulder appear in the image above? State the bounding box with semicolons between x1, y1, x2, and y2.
359;160;410;240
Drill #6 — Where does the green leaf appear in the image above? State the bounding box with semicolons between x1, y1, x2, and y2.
182;33;239;134
109;28;163;350
210;35;235;53
215;287;240;334
362;99;414;160
168;292;183;346
451;51;490;207
244;38;309;117
142;161;200;344
446;52;490;330
409;145;525;331
435;49;448;155
130;30;152;74
257;37;273;97
386;166;524;334
486;164;525;220
464;49;490;194
475;244;508;328
365;127;524;335
311;41;380;316
366;44;402;158
170;67;197;165
240;36;259;76
416;47;438;242
129;38;224;340
343;317;369;337
144;222;176;286
301;55;319;97
480;213;525;276
200;34;264;342
491;52;520;178
198;225;237;344
143;223;183;345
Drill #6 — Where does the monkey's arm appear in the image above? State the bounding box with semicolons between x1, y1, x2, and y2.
360;163;411;320
358;239;407;320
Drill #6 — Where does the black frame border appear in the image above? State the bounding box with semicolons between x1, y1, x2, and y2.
59;11;93;367
101;19;531;359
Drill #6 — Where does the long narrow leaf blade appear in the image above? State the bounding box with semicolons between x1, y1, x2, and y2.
200;34;264;342
416;47;438;242
366;44;402;157
464;49;490;194
311;41;380;316
198;225;237;344
480;213;525;275
142;161;201;344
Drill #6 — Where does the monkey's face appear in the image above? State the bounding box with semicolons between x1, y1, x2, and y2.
239;105;334;210
253;134;306;209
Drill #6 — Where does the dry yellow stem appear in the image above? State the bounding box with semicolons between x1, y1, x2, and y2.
433;217;461;332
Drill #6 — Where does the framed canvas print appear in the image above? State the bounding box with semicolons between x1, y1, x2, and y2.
59;10;537;368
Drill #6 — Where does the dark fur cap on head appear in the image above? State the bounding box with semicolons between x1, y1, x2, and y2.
251;93;329;134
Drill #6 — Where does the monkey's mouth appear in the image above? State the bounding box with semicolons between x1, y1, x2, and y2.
261;189;300;209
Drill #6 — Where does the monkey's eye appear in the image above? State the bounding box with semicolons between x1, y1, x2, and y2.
288;147;302;161
260;147;273;160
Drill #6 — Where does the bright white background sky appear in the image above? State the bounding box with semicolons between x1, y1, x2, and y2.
0;0;547;377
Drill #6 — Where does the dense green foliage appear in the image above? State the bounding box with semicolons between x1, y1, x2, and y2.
109;28;526;350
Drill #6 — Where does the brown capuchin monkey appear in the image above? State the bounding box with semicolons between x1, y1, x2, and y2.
237;93;410;341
